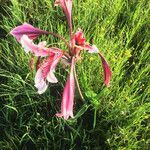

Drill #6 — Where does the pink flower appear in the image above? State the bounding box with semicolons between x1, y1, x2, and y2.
10;23;47;42
56;57;75;120
34;49;64;94
70;30;99;56
10;0;112;121
55;0;73;34
71;29;112;87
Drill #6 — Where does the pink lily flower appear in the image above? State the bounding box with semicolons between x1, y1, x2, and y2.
70;30;99;56
71;29;112;87
56;57;75;120
34;49;64;94
10;0;112;120
10;23;47;42
55;0;73;34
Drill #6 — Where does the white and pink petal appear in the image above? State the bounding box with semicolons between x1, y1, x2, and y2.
46;69;58;83
35;80;48;94
20;35;50;56
86;45;99;53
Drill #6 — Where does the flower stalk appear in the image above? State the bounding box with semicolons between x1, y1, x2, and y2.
73;64;85;101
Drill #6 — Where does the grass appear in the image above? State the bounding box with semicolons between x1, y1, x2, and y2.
0;0;149;149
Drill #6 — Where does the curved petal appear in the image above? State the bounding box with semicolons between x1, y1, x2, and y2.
35;68;44;85
34;49;64;94
46;69;58;83
10;23;47;42
20;35;50;56
99;53;112;87
46;49;63;83
50;48;64;70
56;57;75;120
35;80;48;94
55;0;73;33
34;68;48;94
85;44;99;53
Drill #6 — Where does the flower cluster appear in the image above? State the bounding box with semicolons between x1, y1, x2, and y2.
10;0;112;120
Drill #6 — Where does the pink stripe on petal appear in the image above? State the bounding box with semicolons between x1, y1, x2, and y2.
99;53;112;87
50;50;64;70
10;23;47;42
56;57;75;120
34;49;63;94
46;51;63;83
